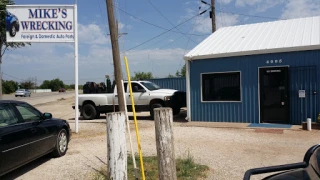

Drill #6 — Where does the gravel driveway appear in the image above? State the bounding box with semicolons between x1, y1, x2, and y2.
2;97;320;180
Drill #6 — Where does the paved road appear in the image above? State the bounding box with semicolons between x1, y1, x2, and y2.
1;91;80;105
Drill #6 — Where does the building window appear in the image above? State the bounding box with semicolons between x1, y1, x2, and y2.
201;72;241;102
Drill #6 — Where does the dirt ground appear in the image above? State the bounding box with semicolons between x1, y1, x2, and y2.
2;97;320;180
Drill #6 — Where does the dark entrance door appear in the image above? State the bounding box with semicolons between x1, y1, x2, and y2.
259;67;289;124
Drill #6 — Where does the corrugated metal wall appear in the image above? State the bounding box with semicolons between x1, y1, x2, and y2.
190;50;320;124
148;78;186;92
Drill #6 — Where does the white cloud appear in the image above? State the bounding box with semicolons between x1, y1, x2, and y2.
220;0;233;4
185;9;239;34
281;0;320;19
256;0;285;12
221;0;285;13
235;0;263;7
78;23;109;44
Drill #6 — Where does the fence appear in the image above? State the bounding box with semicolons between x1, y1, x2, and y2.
147;77;186;92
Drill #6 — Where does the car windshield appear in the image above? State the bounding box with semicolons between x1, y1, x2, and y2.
140;82;161;91
18;89;25;91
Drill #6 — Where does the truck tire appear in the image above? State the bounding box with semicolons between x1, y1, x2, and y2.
150;103;162;120
95;112;101;119
173;108;181;115
82;104;97;120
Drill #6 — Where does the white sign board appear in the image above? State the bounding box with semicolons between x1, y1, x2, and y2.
299;90;306;98
6;5;74;43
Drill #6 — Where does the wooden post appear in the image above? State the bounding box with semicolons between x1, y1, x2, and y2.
106;112;127;180
106;0;126;112
154;108;177;180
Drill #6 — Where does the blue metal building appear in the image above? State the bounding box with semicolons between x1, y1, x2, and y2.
184;16;320;125
148;78;186;92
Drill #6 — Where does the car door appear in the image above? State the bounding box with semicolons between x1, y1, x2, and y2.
0;103;33;175
13;103;55;159
126;83;149;110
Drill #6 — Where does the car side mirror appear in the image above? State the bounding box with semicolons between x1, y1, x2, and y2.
43;112;52;120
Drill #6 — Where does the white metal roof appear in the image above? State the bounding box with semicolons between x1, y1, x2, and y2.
184;16;320;60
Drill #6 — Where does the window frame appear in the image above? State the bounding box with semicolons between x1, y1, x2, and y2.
13;102;43;123
0;103;21;128
131;82;147;93
200;71;242;103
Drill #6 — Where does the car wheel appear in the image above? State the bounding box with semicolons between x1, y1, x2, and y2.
15;95;17;97
82;104;97;120
9;22;17;37
52;129;68;157
150;103;163;120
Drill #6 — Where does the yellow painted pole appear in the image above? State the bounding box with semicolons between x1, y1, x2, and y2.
124;56;145;180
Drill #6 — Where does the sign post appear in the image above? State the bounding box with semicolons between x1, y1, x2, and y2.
74;0;79;133
6;4;79;133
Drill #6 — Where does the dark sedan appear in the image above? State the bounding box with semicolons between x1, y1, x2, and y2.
0;100;71;176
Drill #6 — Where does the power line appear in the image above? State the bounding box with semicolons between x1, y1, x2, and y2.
217;7;281;20
96;0;110;33
115;5;209;37
2;72;24;81
146;0;197;44
125;8;210;52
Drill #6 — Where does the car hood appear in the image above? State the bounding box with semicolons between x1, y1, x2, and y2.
151;89;177;95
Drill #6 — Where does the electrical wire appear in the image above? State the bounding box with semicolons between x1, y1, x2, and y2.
146;0;197;44
124;8;210;52
216;7;281;20
115;5;209;37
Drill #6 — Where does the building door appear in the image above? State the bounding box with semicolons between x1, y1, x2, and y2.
259;67;289;124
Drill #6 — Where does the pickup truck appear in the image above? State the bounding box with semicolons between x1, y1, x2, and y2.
73;80;186;120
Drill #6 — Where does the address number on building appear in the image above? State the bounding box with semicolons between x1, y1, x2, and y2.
266;59;282;64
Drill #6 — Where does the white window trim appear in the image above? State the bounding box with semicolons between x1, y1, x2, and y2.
200;71;242;103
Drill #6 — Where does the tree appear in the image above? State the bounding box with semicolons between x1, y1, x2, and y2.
39;78;65;91
20;78;35;89
167;64;186;78
166;74;175;78
131;71;153;80
40;80;51;89
0;0;31;98
2;79;17;94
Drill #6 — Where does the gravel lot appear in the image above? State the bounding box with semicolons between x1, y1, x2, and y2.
2;97;320;180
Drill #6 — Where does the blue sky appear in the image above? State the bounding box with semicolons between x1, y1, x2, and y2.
3;0;320;85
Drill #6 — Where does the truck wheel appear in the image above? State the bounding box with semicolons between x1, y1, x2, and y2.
173;108;181;115
82;104;97;120
95;112;101;119
150;103;162;120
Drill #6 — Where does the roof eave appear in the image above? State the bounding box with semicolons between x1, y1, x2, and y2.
184;45;320;61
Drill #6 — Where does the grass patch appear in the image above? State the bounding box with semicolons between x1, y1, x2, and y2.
93;154;209;180
58;98;66;101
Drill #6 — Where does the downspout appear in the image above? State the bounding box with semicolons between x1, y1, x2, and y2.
185;59;191;122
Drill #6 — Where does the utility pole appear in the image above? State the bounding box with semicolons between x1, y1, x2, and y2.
106;0;125;111
201;0;216;33
210;0;216;33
